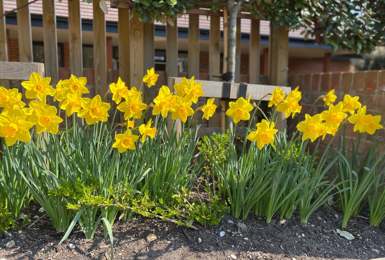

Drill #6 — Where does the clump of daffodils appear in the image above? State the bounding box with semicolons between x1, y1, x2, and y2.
0;69;382;153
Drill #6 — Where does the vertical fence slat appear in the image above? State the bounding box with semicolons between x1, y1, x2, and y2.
143;21;154;70
118;8;130;83
235;17;241;82
68;0;83;76
129;14;144;87
269;24;289;86
166;19;178;78
43;0;59;82
222;9;228;74
0;0;7;61
209;14;220;79
93;0;107;94
188;14;200;78
16;0;33;62
249;18;260;83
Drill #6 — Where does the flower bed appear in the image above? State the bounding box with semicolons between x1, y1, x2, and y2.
0;68;384;249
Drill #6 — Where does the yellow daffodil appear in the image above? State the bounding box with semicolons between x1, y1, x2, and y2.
348;106;383;135
322;89;337;107
55;75;89;102
174;77;204;104
0;109;33;146
59;93;82;117
171;96;194;123
127;120;135;129
142;67;159;88
109;77;129;104
276;87;302;119
320;103;347;136
0;87;25;111
139;119;157;143
297;114;326;142
226;97;253;124
268;87;286;108
247;119;278;150
152;86;175;118
342;94;361;114
78;95;111;125
112;129;139;153
29;101;63;135
201;98;217;120
21;72;55;101
117;88;147;120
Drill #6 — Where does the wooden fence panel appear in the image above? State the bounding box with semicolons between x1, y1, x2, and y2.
269;24;289;85
235;18;241;82
352;71;366;93
42;0;59;82
118;8;130;83
188;14;200;78
0;61;44;80
129;14;144;87
93;0;107;94
16;0;33;62
0;0;7;61
166;19;178;78
341;72;353;93
68;0;83;76
209;14;220;80
249;19;260;84
143;22;154;70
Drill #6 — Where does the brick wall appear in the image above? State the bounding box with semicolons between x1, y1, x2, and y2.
289;71;385;150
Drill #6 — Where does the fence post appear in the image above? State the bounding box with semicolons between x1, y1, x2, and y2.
16;0;33;62
129;14;144;88
93;0;107;94
118;8;130;84
249;18;260;84
0;0;7;62
43;0;59;83
68;0;83;76
188;14;200;78
166;19;178;78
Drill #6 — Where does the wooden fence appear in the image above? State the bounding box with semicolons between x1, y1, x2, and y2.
0;0;290;90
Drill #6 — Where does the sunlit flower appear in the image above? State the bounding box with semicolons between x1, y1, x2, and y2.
247;119;278;150
322;89;337;107
142;67;159;88
152;86;175;118
321;103;347;136
226;97;253;124
59;93;82;117
0;87;25;111
348;106;383;135
139;119;157;143
117;88;147;120
29;101;63;135
112;129;139;153
342;95;361;114
276;87;302;119
297;114;326;142
21;72;55;101
0;109;33;146
127;120;135;129
268;87;285;108
201;98;217;120
174;77;204;104
78;95;110;125
171;96;194;123
109;77;129;104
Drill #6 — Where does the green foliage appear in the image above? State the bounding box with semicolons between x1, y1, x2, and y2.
336;137;384;229
0;207;15;234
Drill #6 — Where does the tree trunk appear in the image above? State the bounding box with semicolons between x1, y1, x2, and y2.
225;0;242;83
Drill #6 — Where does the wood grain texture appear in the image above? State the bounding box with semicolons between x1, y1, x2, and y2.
249;19;260;84
129;14;144;88
143;21;154;70
269;24;289;86
0;0;7;61
118;8;130;83
43;0;59;82
16;0;33;62
0;61;44;80
166;19;178;78
68;0;83;76
169;77;291;100
93;0;107;94
188;14;200;78
209;14;220;80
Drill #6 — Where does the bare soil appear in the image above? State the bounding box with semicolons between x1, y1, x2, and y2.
1;208;385;260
